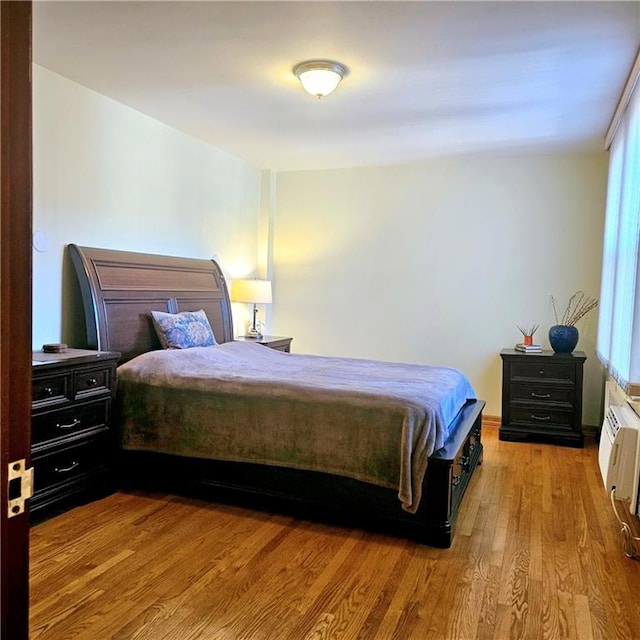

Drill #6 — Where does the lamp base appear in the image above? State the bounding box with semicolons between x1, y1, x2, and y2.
245;304;263;339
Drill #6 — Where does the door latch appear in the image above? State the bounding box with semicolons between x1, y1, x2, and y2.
7;459;34;518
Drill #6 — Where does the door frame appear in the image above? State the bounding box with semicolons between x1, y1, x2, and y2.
1;2;33;639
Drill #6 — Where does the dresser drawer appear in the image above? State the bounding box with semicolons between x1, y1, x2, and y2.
32;373;72;407
74;365;113;399
510;361;576;385
509;383;575;406
32;399;110;447
33;438;109;493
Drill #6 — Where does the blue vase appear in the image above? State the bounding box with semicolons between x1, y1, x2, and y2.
549;325;579;353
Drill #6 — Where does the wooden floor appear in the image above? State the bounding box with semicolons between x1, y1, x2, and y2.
30;426;640;640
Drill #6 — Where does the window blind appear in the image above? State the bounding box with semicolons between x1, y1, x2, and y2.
597;81;640;396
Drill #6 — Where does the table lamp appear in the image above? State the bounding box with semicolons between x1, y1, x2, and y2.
230;279;272;338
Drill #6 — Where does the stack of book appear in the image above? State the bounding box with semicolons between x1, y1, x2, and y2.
515;343;542;353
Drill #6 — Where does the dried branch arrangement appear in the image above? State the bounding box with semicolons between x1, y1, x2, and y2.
551;291;598;326
517;324;539;337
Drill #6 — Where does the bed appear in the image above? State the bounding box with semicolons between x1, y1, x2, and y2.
68;243;484;547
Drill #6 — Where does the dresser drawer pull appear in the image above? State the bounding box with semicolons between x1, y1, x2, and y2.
54;461;79;474
538;370;545;375
86;378;98;387
531;392;551;399
452;474;461;487
43;387;53;397
530;414;551;421
56;418;81;430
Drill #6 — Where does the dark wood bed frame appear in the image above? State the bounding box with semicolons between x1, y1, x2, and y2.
68;243;484;548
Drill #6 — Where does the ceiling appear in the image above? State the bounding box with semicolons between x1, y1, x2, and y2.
33;1;640;171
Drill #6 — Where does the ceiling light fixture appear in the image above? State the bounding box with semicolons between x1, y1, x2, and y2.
293;60;349;99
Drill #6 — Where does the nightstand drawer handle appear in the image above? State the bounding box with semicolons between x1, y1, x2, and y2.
43;387;53;397
56;418;81;430
531;392;551;399
538;370;545;375
531;414;551;421
86;378;98;387
54;461;79;474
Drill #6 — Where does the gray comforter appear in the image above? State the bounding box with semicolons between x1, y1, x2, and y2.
116;342;476;512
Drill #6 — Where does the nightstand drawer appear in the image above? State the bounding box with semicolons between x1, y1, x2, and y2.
32;399;110;447
510;383;575;406
235;335;293;352
509;406;574;430
33;438;108;493
510;362;576;384
32;373;72;407
74;366;112;398
268;343;291;352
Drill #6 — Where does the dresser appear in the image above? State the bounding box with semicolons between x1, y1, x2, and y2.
500;349;586;447
31;349;120;520
235;335;293;352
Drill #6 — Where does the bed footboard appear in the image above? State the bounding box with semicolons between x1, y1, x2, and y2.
415;399;484;546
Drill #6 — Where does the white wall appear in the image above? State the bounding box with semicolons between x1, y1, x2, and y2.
33;66;261;347
33;65;607;425
271;152;607;425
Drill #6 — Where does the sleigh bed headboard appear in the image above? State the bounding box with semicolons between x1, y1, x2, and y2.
68;244;234;363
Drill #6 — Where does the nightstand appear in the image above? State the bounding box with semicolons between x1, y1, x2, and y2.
31;348;120;520
235;335;293;352
500;348;586;447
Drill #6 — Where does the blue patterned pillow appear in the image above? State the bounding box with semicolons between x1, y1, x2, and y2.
150;309;217;349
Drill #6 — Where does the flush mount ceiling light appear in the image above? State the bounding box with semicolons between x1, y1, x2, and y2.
293;60;349;99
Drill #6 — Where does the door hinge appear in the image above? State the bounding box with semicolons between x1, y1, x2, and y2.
7;459;34;518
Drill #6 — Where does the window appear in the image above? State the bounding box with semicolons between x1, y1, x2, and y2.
597;62;640;396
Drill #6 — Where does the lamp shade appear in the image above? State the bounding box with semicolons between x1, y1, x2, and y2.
230;279;272;304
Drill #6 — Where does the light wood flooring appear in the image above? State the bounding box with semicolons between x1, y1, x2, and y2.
30;426;640;640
